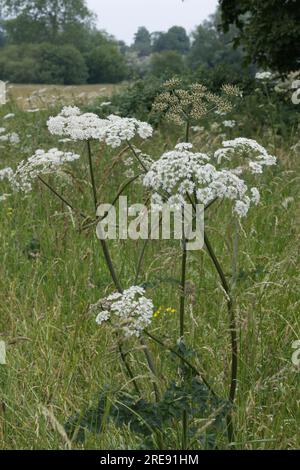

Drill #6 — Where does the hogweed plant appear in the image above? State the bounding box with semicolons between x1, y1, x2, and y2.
0;79;277;449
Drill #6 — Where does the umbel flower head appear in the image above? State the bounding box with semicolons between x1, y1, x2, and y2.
143;141;276;217
91;286;154;338
11;148;80;193
152;78;240;125
47;106;109;141
47;106;153;147
214;138;277;174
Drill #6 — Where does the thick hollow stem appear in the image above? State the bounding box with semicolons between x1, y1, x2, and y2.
204;232;238;443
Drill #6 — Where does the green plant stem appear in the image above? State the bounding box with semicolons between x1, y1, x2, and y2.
180;229;188;449
86;141;160;400
180;238;187;340
39;178;138;398
87;140;98;212
134;238;150;284
117;343;141;396
185;119;190;143
81;173;142;231
204;232;237;443
38;176;88;220
127;140;148;172
140;337;160;402
144;330;216;397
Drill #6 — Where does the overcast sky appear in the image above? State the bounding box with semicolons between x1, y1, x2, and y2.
86;0;219;44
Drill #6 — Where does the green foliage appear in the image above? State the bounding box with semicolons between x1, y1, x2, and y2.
65;378;230;449
37;43;88;85
0;43;88;84
188;11;252;77
0;0;94;45
150;51;186;79
85;43;128;84
219;0;300;73
0;0;127;84
88;77;164;122
152;26;190;54
133;26;152;57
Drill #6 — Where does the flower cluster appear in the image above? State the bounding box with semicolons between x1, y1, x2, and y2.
11;148;80;193
215;138;277;174
143;142;273;217
0;127;20;144
47;106;153;147
47;106;108;141
153;306;176;318
91;286;154;337
255;71;273;81
223;120;236;128
152;79;240;125
104;115;153;148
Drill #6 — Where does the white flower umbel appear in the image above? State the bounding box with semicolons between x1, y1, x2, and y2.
222;120;236;128
143;143;265;217
218;138;277;174
92;286;154;337
47;106;153;147
255;71;273;81
102;115;153;148
47;107;108;141
12;148;80;193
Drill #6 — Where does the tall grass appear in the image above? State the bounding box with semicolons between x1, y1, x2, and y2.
0;91;299;450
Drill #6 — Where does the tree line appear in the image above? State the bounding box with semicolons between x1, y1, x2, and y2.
0;0;298;85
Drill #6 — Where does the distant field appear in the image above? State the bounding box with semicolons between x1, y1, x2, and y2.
7;83;124;109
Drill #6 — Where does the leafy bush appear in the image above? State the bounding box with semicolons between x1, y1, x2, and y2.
0;43;88;84
150;51;187;79
85;43;128;84
86;77;165;122
36;43;88;85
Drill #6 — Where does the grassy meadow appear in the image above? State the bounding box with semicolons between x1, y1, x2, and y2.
6;84;124;110
0;84;300;450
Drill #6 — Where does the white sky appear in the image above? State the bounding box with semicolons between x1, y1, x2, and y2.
86;0;219;44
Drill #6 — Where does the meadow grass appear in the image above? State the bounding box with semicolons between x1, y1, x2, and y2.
6;83;124;110
0;95;299;450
